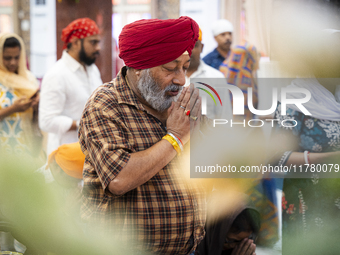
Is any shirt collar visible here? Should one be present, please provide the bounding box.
[213,48,225,59]
[61,50,84,73]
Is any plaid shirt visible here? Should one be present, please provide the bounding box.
[79,67,206,254]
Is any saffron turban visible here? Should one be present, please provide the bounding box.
[61,18,99,49]
[119,16,199,69]
[48,142,85,179]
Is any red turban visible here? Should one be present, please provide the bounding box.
[61,18,99,49]
[118,16,199,69]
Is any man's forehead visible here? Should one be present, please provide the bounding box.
[167,53,191,65]
[85,34,100,41]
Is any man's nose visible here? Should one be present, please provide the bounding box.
[95,43,101,52]
[172,69,186,86]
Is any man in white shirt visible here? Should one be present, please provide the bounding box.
[39,18,103,155]
[186,28,232,120]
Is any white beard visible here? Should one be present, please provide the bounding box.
[137,69,182,112]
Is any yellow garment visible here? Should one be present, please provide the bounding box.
[198,28,202,42]
[48,142,85,179]
[0,33,38,98]
[0,33,40,156]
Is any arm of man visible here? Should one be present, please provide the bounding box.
[108,138,177,195]
[80,86,201,196]
[39,74,76,134]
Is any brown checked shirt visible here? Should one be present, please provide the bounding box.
[79,67,206,254]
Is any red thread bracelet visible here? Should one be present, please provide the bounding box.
[173,134,183,146]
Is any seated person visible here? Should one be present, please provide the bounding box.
[47,142,85,217]
[48,142,85,185]
[196,197,260,255]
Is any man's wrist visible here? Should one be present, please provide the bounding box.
[162,134,183,155]
[167,132,184,151]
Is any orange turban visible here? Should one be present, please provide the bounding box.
[48,142,85,179]
[118,16,199,69]
[61,18,99,49]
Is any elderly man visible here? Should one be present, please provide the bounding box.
[79,17,206,255]
[39,18,103,155]
[203,19,233,70]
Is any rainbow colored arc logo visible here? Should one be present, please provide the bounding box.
[196,82,223,106]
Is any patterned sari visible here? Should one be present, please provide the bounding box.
[274,102,340,253]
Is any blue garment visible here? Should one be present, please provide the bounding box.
[274,102,340,154]
[0,83,26,154]
[273,102,340,252]
[202,48,227,70]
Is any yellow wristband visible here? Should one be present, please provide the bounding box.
[162,134,181,155]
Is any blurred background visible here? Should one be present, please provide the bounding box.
[1,0,338,85]
[1,0,340,254]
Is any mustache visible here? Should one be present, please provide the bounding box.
[164,84,182,92]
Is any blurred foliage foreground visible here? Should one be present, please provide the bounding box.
[0,154,146,255]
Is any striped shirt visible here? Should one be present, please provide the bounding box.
[79,67,206,254]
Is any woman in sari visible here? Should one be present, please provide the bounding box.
[0,33,42,156]
[270,28,340,253]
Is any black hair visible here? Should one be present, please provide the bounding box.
[229,209,261,236]
[67,38,85,50]
[3,37,21,50]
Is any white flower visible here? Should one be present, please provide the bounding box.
[329,138,340,149]
[305,119,314,129]
[318,121,340,140]
[312,143,322,152]
[278,115,295,130]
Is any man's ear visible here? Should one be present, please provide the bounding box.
[70,38,81,50]
[201,43,204,53]
[135,69,142,77]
